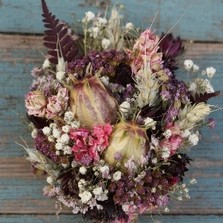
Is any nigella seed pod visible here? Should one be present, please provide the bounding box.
[69,76,118,128]
[104,120,148,167]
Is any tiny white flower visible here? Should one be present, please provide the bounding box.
[125,22,134,30]
[184,59,193,71]
[46,176,54,185]
[164,207,170,213]
[99,165,109,178]
[206,67,216,78]
[59,133,70,144]
[89,27,100,38]
[56,57,66,72]
[190,178,197,184]
[55,150,60,155]
[52,128,61,139]
[189,82,197,92]
[47,136,54,142]
[101,38,111,50]
[144,117,157,129]
[161,146,170,159]
[204,79,214,93]
[151,157,158,164]
[84,11,95,22]
[64,111,74,122]
[100,76,109,86]
[192,64,199,72]
[42,58,50,69]
[113,171,122,181]
[55,142,63,150]
[119,101,130,114]
[31,128,38,138]
[151,187,156,193]
[122,204,129,212]
[189,133,199,146]
[63,145,72,155]
[181,129,191,138]
[70,121,80,129]
[163,129,172,139]
[42,126,51,136]
[61,163,69,168]
[62,125,71,133]
[96,17,107,26]
[93,187,103,195]
[79,191,92,203]
[56,71,66,81]
[49,123,57,129]
[79,166,87,175]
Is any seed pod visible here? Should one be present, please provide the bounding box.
[69,76,118,128]
[104,120,148,167]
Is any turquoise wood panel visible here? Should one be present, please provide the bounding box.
[1,215,223,223]
[0,0,223,41]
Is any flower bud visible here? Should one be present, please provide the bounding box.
[25,90,46,117]
[70,76,118,128]
[104,121,148,167]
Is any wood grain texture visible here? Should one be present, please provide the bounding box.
[0,34,223,222]
[0,0,223,41]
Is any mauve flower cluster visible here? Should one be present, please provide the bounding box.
[23,2,219,223]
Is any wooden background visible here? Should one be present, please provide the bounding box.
[0,0,223,222]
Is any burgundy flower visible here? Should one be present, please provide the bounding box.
[159,33,184,71]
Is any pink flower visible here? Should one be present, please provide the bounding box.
[45,87,68,119]
[25,90,47,117]
[69,124,112,165]
[133,29,160,55]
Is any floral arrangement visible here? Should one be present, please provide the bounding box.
[22,0,220,222]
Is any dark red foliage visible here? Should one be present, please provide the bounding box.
[190,91,220,103]
[41,0,79,64]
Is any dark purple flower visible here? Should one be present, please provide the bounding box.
[159,33,184,71]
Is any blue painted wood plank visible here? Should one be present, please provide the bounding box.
[1,215,223,223]
[0,0,223,41]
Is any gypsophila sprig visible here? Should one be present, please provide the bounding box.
[22,1,220,222]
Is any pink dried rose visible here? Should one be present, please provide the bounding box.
[45,87,68,119]
[25,90,47,117]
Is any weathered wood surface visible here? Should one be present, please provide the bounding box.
[1,0,223,41]
[0,34,223,223]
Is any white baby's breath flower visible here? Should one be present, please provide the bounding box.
[190,178,197,184]
[57,57,66,72]
[89,26,100,38]
[56,71,66,81]
[55,142,63,151]
[31,128,38,138]
[163,129,172,139]
[79,166,87,175]
[189,133,199,146]
[59,133,70,144]
[42,126,51,136]
[93,187,103,195]
[206,67,216,78]
[99,165,109,178]
[184,59,193,71]
[101,38,111,49]
[47,136,54,142]
[125,22,134,30]
[161,146,170,159]
[42,58,50,69]
[204,79,214,93]
[46,176,54,185]
[144,117,157,129]
[70,121,80,129]
[96,17,107,27]
[64,111,74,122]
[151,157,158,164]
[113,171,122,181]
[79,191,92,203]
[189,82,197,92]
[62,125,71,133]
[119,101,130,114]
[181,129,191,138]
[52,128,61,139]
[84,11,95,22]
[192,64,199,72]
[63,145,72,155]
[49,123,57,129]
[164,207,170,213]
